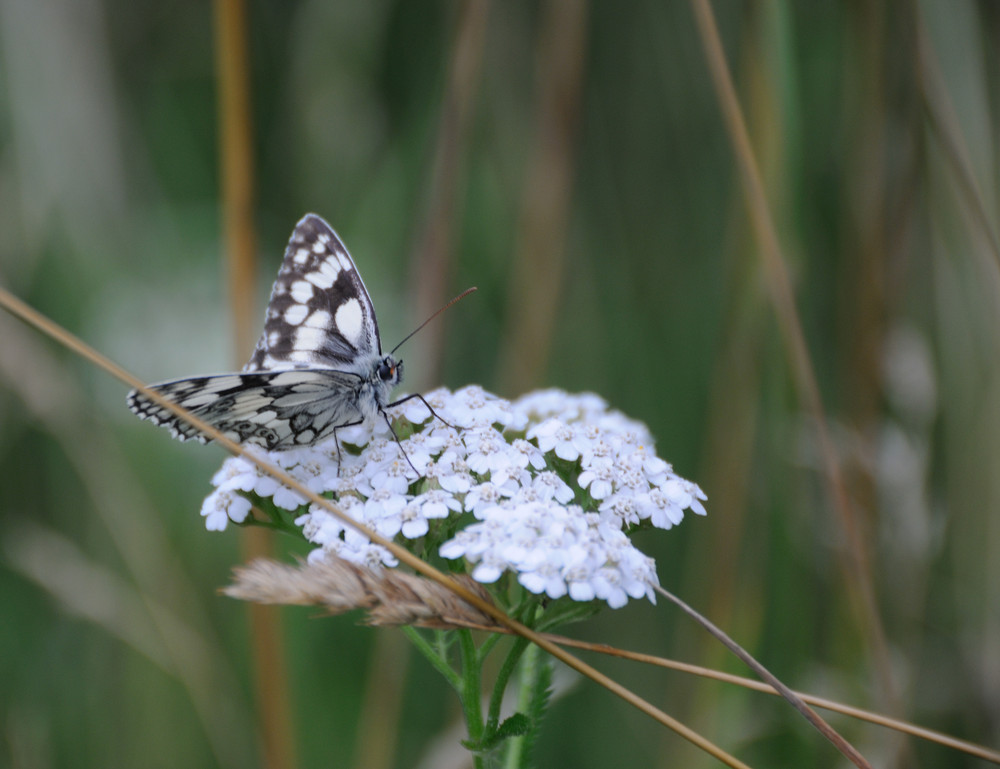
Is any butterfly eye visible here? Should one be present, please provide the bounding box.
[378,361,394,381]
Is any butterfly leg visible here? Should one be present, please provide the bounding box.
[381,410,421,477]
[386,393,455,429]
[331,419,363,472]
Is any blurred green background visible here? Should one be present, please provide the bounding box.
[1,1,998,767]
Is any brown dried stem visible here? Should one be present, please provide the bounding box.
[689,0,895,740]
[225,558,1000,765]
[0,282,749,769]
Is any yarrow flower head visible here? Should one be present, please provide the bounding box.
[203,386,707,609]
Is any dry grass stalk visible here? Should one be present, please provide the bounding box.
[224,558,503,631]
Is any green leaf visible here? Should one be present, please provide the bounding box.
[468,712,531,753]
[495,712,532,741]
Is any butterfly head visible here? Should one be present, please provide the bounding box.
[377,355,403,388]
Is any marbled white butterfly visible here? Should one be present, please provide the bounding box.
[127,213,441,454]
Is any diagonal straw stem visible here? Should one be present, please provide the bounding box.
[688,0,898,717]
[0,281,750,769]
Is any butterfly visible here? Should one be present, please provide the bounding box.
[127,213,441,456]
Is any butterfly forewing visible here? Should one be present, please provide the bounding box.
[246,214,382,373]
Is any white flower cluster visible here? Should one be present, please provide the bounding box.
[202,386,707,608]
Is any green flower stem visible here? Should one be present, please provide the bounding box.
[536,599,599,632]
[241,502,307,539]
[458,629,485,745]
[485,636,531,733]
[432,629,450,663]
[503,642,543,769]
[401,627,461,690]
[241,516,304,539]
[477,630,503,661]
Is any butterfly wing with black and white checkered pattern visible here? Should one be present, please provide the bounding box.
[245,213,383,371]
[127,214,403,450]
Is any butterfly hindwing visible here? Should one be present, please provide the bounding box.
[127,369,368,450]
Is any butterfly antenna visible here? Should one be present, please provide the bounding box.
[389,286,478,355]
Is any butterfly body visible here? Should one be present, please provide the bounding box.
[127,214,409,451]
